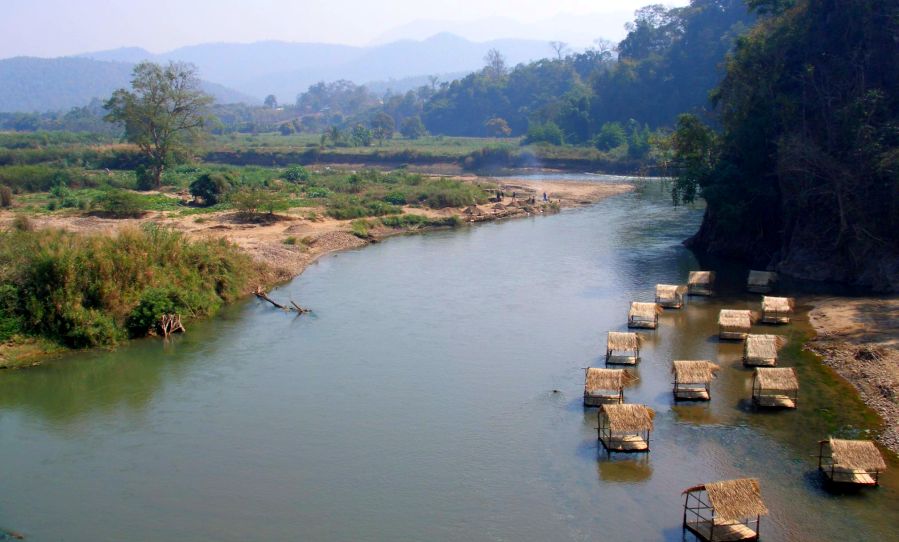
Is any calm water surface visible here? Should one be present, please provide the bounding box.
[1,177,897,541]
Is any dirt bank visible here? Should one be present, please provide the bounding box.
[806,297,899,453]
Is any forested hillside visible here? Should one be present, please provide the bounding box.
[422,0,754,139]
[674,0,899,290]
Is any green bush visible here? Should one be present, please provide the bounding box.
[0,225,254,347]
[524,122,564,145]
[189,171,236,206]
[125,288,179,337]
[0,185,11,207]
[284,165,310,183]
[594,122,627,151]
[384,191,407,205]
[92,189,144,218]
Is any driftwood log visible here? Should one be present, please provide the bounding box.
[253,286,310,313]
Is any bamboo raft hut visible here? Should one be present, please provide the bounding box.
[742,334,785,367]
[719,309,753,340]
[597,403,654,453]
[655,284,687,309]
[628,302,662,329]
[682,478,768,542]
[688,271,715,296]
[583,368,629,406]
[751,368,798,409]
[606,331,641,365]
[817,438,886,487]
[760,296,793,324]
[747,271,777,293]
[672,360,718,401]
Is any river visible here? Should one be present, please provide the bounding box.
[1,177,896,541]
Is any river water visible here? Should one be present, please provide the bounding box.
[1,177,896,541]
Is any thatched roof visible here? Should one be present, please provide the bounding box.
[719,309,753,330]
[684,479,768,521]
[754,367,798,391]
[748,270,778,286]
[745,334,785,359]
[629,302,662,319]
[585,368,625,392]
[656,284,687,299]
[688,271,714,285]
[672,360,719,383]
[830,438,887,471]
[607,331,641,351]
[762,296,794,313]
[600,403,654,432]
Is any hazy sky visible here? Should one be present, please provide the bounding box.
[2,0,689,58]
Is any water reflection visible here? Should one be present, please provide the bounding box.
[597,455,653,483]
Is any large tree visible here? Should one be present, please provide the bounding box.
[104,62,213,189]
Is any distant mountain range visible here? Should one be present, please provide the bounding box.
[77,34,557,104]
[0,34,557,113]
[0,57,255,113]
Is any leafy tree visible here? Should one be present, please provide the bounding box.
[670,113,716,204]
[189,172,235,206]
[485,117,512,137]
[278,122,295,135]
[370,112,395,145]
[351,124,372,147]
[594,122,627,150]
[284,165,310,183]
[264,94,278,109]
[524,122,563,145]
[484,49,507,80]
[104,62,213,189]
[400,116,427,139]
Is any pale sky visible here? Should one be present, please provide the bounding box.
[1,0,689,58]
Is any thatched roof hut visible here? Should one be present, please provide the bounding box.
[752,367,799,408]
[719,309,753,340]
[584,368,628,406]
[606,331,641,365]
[761,296,794,324]
[682,478,768,542]
[672,360,718,401]
[628,302,662,329]
[687,271,715,296]
[598,403,654,453]
[818,438,886,486]
[655,284,688,309]
[747,270,778,293]
[743,334,785,367]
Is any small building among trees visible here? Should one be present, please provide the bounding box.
[597,403,654,453]
[751,368,799,409]
[818,438,886,487]
[655,284,687,309]
[628,302,662,329]
[688,271,715,296]
[682,478,768,542]
[606,331,641,365]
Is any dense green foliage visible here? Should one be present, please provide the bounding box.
[674,0,899,289]
[0,225,254,347]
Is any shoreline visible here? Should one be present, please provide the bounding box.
[0,177,633,368]
[806,297,899,454]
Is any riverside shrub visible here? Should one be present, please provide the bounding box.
[0,224,255,347]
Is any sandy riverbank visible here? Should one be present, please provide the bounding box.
[1,178,633,284]
[806,297,899,453]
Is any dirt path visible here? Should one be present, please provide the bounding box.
[806,297,899,453]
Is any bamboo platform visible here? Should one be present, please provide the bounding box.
[685,520,758,542]
[606,354,638,365]
[628,319,657,329]
[760,314,790,324]
[822,468,878,486]
[675,386,710,401]
[720,330,749,340]
[599,434,649,452]
[752,394,795,409]
[584,392,622,407]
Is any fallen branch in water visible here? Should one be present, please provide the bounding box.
[253,286,310,313]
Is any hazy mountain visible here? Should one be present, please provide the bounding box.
[79,34,556,103]
[0,57,256,112]
[371,13,634,48]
